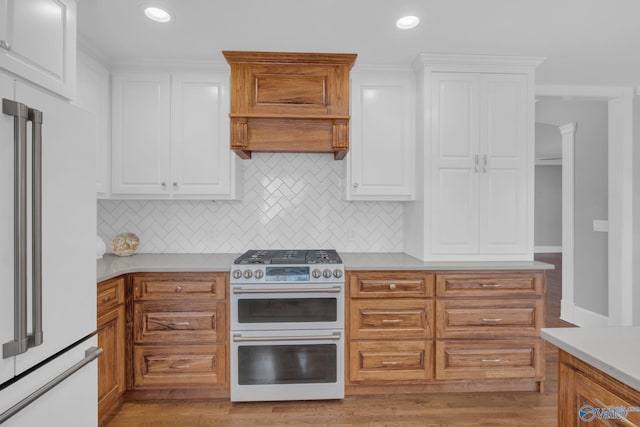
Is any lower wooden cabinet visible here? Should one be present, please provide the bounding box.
[434,340,543,381]
[133,345,226,388]
[346,270,546,394]
[97,277,126,425]
[131,272,228,395]
[350,341,433,382]
[558,350,640,426]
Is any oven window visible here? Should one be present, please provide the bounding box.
[237,298,337,323]
[238,344,337,385]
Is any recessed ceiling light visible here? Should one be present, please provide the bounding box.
[144,7,172,23]
[396,15,420,30]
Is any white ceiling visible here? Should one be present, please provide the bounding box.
[78,0,640,87]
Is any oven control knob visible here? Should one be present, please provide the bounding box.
[333,269,343,279]
[323,269,332,278]
[254,269,264,279]
[312,269,322,279]
[232,269,242,279]
[243,269,253,279]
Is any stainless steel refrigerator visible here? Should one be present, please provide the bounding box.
[0,71,100,426]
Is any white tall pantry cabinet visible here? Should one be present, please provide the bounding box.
[405,54,543,261]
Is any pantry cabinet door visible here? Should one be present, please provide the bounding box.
[478,74,528,254]
[111,72,171,195]
[347,70,414,200]
[170,72,238,198]
[430,73,480,254]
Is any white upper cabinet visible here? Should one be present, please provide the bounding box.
[170,73,237,197]
[75,51,110,197]
[112,72,171,195]
[111,71,240,199]
[406,54,543,261]
[346,68,415,200]
[0,0,76,99]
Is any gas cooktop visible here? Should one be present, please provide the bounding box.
[234,249,342,265]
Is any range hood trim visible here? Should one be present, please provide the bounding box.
[223,51,357,160]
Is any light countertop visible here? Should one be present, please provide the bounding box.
[541,327,640,391]
[97,252,553,282]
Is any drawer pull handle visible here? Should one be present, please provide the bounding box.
[169,322,191,327]
[170,364,191,369]
[381,319,402,324]
[482,318,503,323]
[481,358,502,363]
[175,286,183,292]
[389,283,397,290]
[480,283,502,288]
[381,361,403,366]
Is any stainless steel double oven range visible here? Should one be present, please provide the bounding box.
[230,250,344,402]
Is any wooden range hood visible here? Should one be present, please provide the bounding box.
[223,51,357,160]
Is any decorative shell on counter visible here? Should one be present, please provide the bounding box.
[111,232,140,257]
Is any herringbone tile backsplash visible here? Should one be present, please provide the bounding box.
[98,153,403,253]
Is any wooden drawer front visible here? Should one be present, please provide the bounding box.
[435,340,543,381]
[133,345,225,389]
[573,371,640,426]
[134,301,225,344]
[436,272,544,297]
[350,341,433,382]
[436,299,544,339]
[97,276,125,315]
[349,271,434,298]
[133,273,226,301]
[350,299,434,340]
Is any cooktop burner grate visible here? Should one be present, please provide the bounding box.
[234,249,342,265]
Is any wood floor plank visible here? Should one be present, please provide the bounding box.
[105,254,565,427]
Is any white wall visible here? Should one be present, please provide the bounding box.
[536,99,609,317]
[98,153,403,253]
[534,165,562,249]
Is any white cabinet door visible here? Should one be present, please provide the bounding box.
[479,74,528,254]
[0,0,76,99]
[430,72,528,256]
[431,73,480,253]
[170,72,238,198]
[111,73,171,195]
[346,70,414,200]
[75,52,110,197]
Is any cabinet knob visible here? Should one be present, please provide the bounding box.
[175,285,183,292]
[389,283,397,290]
[0,40,9,51]
[173,182,178,188]
[161,182,167,189]
[103,296,111,303]
[353,182,359,189]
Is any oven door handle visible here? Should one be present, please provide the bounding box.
[232,287,341,294]
[233,332,342,342]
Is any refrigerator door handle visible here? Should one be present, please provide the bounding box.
[0,346,103,424]
[2,99,29,359]
[28,107,43,348]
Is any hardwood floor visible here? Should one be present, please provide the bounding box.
[105,255,568,427]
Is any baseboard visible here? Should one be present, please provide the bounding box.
[534,245,562,253]
[560,300,608,327]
